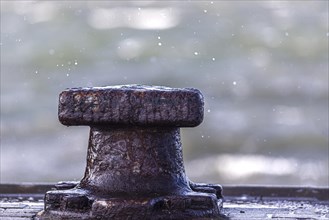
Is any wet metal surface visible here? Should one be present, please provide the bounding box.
[58,85,204,127]
[38,85,223,219]
[1,184,328,220]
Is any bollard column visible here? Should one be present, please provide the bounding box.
[38,85,223,219]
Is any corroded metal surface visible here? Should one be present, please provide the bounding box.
[58,85,204,127]
[80,127,188,195]
[1,184,328,220]
[37,85,223,219]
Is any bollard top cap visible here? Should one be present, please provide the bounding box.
[58,85,204,127]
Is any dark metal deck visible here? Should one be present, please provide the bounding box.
[0,184,328,219]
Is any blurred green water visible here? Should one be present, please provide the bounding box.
[1,1,328,186]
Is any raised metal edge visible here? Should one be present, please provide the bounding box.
[1,183,328,201]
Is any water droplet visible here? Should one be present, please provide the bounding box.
[35,70,38,74]
[194,52,198,55]
[157,36,161,40]
[66,73,69,77]
[74,61,78,65]
[201,135,204,138]
[210,1,214,4]
[233,81,237,85]
[231,33,235,37]
[49,49,55,55]
[61,64,64,67]
[158,42,162,46]
[285,32,289,36]
[204,9,208,13]
[207,109,211,113]
[212,57,216,61]
[67,61,72,65]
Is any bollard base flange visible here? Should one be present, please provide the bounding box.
[37,182,223,220]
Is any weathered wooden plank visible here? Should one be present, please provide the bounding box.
[222,197,329,219]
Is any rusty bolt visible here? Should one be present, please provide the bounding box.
[38,85,223,220]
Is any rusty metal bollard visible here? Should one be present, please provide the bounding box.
[38,85,223,219]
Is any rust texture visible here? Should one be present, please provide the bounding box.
[2,184,328,220]
[37,85,223,219]
[58,85,204,127]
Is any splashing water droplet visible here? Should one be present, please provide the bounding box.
[212,57,216,61]
[49,49,55,55]
[194,52,198,55]
[158,42,162,46]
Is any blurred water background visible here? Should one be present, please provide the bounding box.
[1,1,328,186]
